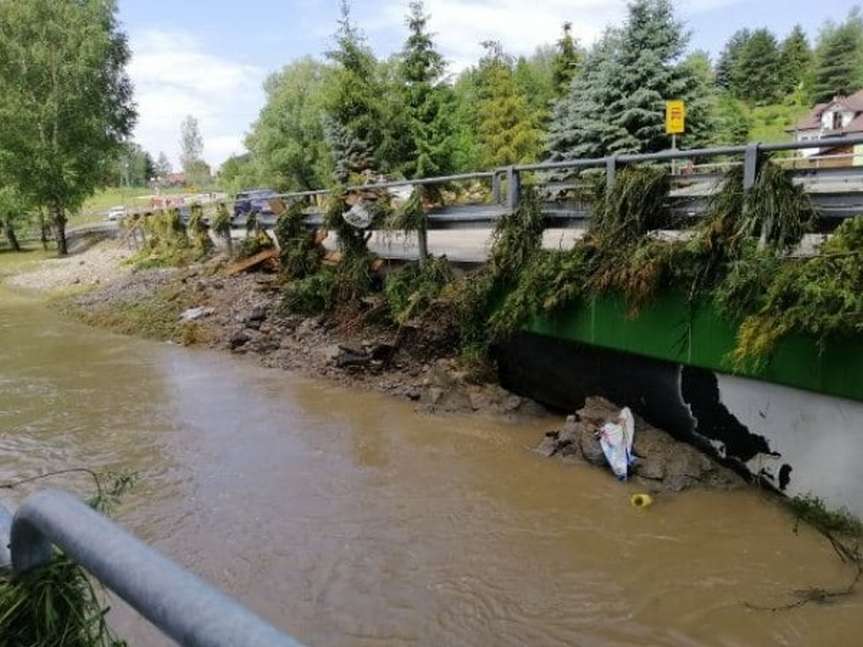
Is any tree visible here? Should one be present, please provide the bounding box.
[397,0,456,179]
[812,9,863,102]
[474,41,541,167]
[714,92,752,145]
[513,46,557,125]
[219,153,260,193]
[715,29,751,91]
[323,0,385,184]
[109,142,155,187]
[0,0,135,255]
[547,0,713,162]
[546,32,626,162]
[155,152,172,179]
[552,22,583,97]
[779,25,813,96]
[180,115,205,179]
[451,68,484,171]
[246,57,332,190]
[679,50,719,148]
[0,185,28,252]
[734,29,783,104]
[607,0,707,153]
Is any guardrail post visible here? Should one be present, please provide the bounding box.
[506,166,520,211]
[491,171,502,204]
[606,155,617,189]
[743,144,761,191]
[417,209,429,268]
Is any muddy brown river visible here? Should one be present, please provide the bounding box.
[1,287,862,646]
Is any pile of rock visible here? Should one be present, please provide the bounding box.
[537,397,744,493]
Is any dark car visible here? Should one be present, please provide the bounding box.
[232,189,278,224]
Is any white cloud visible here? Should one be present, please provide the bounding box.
[128,29,266,170]
[374,0,743,71]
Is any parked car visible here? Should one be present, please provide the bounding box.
[106,206,126,221]
[232,189,278,223]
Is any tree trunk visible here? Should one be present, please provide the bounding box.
[51,205,68,256]
[2,218,21,252]
[39,210,49,251]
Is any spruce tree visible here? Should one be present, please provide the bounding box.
[474,42,541,167]
[399,0,455,179]
[679,51,718,148]
[734,29,783,105]
[715,29,751,91]
[779,25,813,96]
[607,0,703,153]
[324,0,384,184]
[547,1,713,162]
[546,32,626,163]
[812,10,863,102]
[552,22,583,98]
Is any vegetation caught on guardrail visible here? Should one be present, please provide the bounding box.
[0,471,135,647]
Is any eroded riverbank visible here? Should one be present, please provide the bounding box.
[39,244,745,494]
[2,282,863,645]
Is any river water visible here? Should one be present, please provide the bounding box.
[1,287,861,646]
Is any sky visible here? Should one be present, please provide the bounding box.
[118,0,859,170]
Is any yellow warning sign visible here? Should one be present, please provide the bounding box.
[665,100,685,135]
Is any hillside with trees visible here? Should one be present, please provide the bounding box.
[225,1,863,193]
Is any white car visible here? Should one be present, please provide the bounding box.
[106,206,126,221]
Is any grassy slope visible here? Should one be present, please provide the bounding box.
[747,102,811,144]
[71,186,188,227]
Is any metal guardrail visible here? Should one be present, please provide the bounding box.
[99,135,863,244]
[0,489,302,647]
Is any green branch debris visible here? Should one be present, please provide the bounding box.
[0,471,135,646]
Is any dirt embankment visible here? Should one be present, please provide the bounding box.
[9,242,748,495]
[67,256,550,421]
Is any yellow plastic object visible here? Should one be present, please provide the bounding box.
[630,493,653,509]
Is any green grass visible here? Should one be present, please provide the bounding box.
[747,102,811,144]
[71,186,189,227]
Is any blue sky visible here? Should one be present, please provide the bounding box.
[117,0,859,169]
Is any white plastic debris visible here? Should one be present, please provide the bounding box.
[179,306,214,322]
[599,407,635,480]
[343,202,373,229]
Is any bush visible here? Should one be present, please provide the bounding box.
[384,256,454,324]
[274,200,321,279]
[281,268,338,315]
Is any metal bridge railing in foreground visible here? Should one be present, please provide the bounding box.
[0,489,303,647]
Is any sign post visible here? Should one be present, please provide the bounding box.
[665,100,685,175]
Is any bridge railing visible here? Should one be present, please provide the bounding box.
[270,133,863,219]
[0,489,303,647]
[101,134,863,252]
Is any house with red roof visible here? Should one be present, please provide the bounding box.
[788,90,863,163]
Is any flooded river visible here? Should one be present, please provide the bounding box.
[1,287,861,646]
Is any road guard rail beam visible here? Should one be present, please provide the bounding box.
[255,134,863,232]
[0,489,302,647]
[87,135,863,240]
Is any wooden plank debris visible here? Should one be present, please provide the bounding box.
[225,248,278,276]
